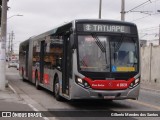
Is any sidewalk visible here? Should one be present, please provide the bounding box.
[0,86,44,120]
[140,82,160,93]
[0,86,34,111]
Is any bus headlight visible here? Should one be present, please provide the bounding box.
[129,78,140,89]
[135,78,140,84]
[77,78,83,84]
[75,77,91,89]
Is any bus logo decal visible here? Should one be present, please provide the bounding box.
[108,82,112,87]
[112,66,117,72]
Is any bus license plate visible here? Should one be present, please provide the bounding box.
[104,96,115,99]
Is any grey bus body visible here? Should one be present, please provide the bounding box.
[19,19,140,100]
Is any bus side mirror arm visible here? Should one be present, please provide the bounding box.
[70,34,75,49]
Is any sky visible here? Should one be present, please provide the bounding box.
[7,0,160,53]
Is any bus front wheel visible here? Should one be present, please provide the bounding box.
[54,78,62,101]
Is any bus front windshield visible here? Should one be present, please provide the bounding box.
[78,35,138,72]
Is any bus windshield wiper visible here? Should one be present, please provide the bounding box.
[91,34,108,66]
[91,34,106,53]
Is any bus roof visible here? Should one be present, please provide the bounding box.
[74,19,136,26]
[22,19,137,42]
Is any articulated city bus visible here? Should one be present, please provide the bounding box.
[19,19,140,101]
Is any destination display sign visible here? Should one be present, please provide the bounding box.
[83,24,130,33]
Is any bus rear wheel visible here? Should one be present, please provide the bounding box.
[54,78,62,101]
[22,69,25,82]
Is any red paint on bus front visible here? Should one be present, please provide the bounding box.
[83,77,135,90]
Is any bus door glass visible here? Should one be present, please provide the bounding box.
[25,45,29,77]
[40,41,45,83]
[43,41,51,85]
[62,35,72,95]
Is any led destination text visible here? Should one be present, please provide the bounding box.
[83,24,130,33]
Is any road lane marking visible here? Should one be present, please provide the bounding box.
[127,99,160,110]
[28,104,49,120]
[9,84,50,120]
[8,84,17,94]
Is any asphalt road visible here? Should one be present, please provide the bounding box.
[6,67,160,120]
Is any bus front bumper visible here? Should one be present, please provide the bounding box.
[70,84,140,100]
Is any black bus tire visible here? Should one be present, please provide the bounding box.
[54,77,62,101]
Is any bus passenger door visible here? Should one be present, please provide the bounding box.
[62,35,72,95]
[40,41,45,83]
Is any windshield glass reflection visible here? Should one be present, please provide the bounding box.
[78,35,110,72]
[78,35,138,72]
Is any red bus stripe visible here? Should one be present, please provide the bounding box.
[83,77,135,90]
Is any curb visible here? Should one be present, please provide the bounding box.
[140,87,160,93]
